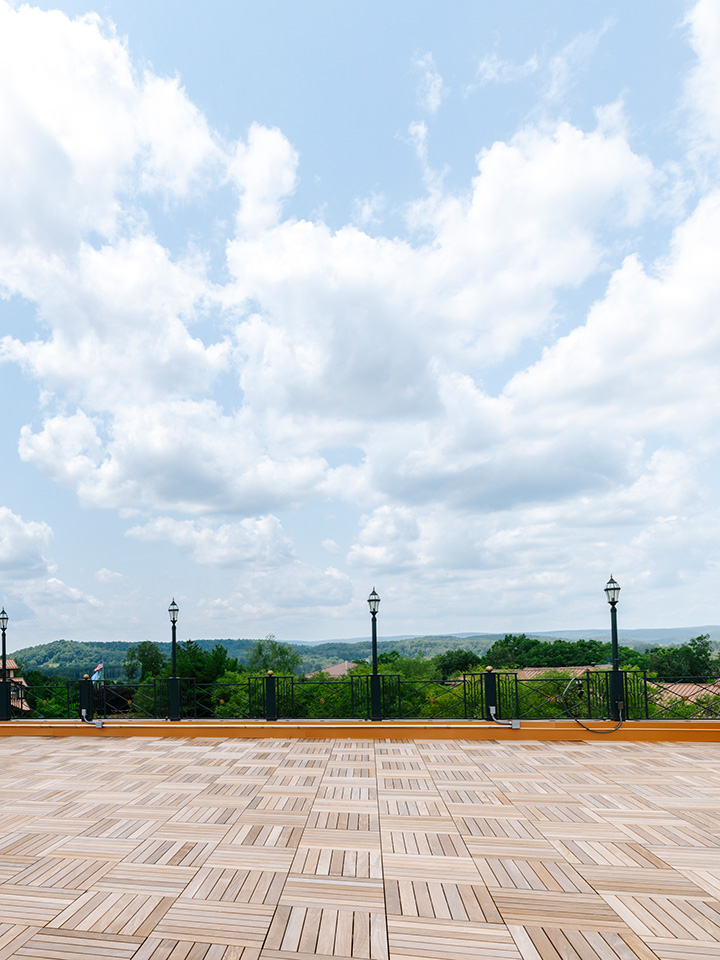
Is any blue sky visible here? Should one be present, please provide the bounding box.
[1,0,719,651]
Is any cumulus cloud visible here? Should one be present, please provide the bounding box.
[0,506,100,633]
[0,2,222,264]
[0,0,657,522]
[228,123,299,235]
[0,507,53,578]
[126,514,294,567]
[684,0,720,175]
[197,562,354,625]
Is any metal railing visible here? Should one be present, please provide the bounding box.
[3,670,720,722]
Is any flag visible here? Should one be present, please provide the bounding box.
[91,661,103,682]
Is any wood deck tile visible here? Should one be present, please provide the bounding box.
[382,853,481,882]
[208,845,296,871]
[386,917,521,960]
[181,868,285,905]
[263,906,387,959]
[281,877,385,912]
[491,890,631,931]
[9,927,144,960]
[134,937,259,959]
[577,864,709,896]
[509,925,656,960]
[0,889,77,925]
[0,925,37,960]
[153,900,274,947]
[93,863,198,895]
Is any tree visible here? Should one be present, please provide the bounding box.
[433,649,482,679]
[246,635,302,675]
[644,635,715,678]
[176,640,240,682]
[123,641,168,681]
[377,650,402,665]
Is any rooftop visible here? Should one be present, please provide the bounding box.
[1,733,720,959]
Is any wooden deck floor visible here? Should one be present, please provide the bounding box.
[2,738,720,960]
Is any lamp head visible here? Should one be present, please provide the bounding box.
[367,588,380,615]
[168,599,179,624]
[604,576,620,605]
[0,608,7,631]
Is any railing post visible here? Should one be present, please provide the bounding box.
[370,673,382,721]
[610,668,623,722]
[265,672,277,721]
[79,675,94,721]
[168,677,181,721]
[483,667,497,720]
[0,679,11,721]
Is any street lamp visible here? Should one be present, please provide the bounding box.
[368,588,381,721]
[168,599,179,678]
[0,608,7,681]
[0,608,9,721]
[604,576,623,721]
[168,599,180,721]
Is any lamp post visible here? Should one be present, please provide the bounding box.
[168,599,180,721]
[604,576,623,721]
[368,588,382,721]
[0,609,9,721]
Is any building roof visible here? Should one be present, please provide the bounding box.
[306,660,358,678]
[514,665,604,679]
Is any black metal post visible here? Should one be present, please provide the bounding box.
[609,600,623,721]
[483,667,497,720]
[265,672,277,721]
[370,609,382,721]
[79,674,94,721]
[0,611,10,722]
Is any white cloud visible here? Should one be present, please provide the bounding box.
[228,123,299,235]
[684,0,720,175]
[0,506,101,635]
[545,21,615,103]
[475,52,539,85]
[347,506,421,571]
[0,1,223,266]
[95,567,124,583]
[8,109,655,519]
[413,52,447,114]
[197,562,354,625]
[352,192,386,227]
[126,515,294,567]
[0,507,53,579]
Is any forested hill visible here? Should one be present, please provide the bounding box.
[12,638,255,678]
[12,630,715,678]
[12,634,503,677]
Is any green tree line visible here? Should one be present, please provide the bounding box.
[13,632,718,686]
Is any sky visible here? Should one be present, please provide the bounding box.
[1,0,720,651]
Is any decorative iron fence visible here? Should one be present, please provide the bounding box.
[4,670,720,722]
